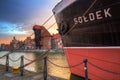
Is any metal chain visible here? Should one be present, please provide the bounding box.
[47,58,83,68]
[24,57,33,62]
[20,50,49,68]
[88,61,120,75]
[9,57,21,62]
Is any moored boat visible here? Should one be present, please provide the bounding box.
[53,0,120,80]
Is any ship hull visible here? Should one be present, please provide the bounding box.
[53,0,120,80]
[64,47,120,80]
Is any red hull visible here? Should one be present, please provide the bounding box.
[64,47,120,80]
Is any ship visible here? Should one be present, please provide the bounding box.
[52,0,120,80]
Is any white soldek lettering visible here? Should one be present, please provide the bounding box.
[96,10,103,19]
[89,13,95,21]
[74,18,78,24]
[78,17,83,23]
[83,16,88,22]
[73,8,112,24]
[104,8,112,18]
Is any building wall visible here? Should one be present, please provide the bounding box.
[33,25,52,49]
[24,37,35,50]
[52,34,62,49]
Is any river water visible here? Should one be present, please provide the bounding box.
[0,51,70,79]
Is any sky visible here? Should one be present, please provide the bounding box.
[0,0,61,44]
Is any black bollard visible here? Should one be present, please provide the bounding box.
[20,56,24,76]
[83,59,88,80]
[44,57,47,80]
[6,55,9,72]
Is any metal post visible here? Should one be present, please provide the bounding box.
[83,59,88,80]
[6,55,9,72]
[20,55,24,76]
[44,57,47,80]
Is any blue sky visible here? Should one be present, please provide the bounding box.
[0,0,61,44]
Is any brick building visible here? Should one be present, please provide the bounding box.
[24,37,35,50]
[33,25,52,49]
[51,34,62,49]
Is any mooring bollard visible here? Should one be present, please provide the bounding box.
[44,57,47,80]
[20,55,24,76]
[6,55,9,72]
[13,66,19,74]
[83,59,88,80]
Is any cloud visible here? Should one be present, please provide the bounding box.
[0,0,61,44]
[0,22,28,35]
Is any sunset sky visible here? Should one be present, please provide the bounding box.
[0,0,61,44]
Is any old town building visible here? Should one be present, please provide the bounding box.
[51,34,62,49]
[33,25,52,49]
[24,37,35,50]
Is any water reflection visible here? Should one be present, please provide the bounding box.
[47,53,70,79]
[0,51,70,79]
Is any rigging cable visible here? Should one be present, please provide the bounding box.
[21,22,56,68]
[62,0,98,36]
[29,15,54,37]
[0,15,54,59]
[59,0,98,69]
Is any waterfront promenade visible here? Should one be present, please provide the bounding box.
[0,64,67,80]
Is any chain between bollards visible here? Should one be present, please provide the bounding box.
[83,59,88,80]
